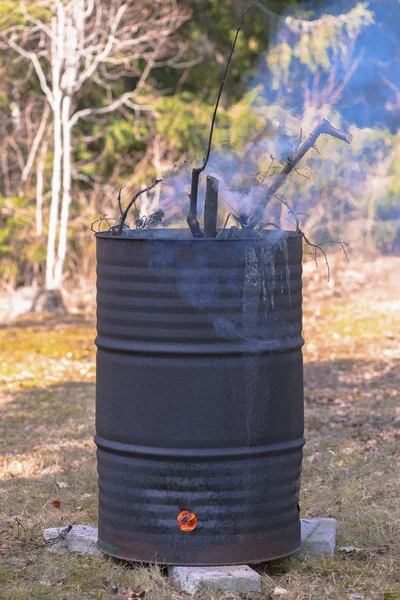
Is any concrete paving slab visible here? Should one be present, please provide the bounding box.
[168,564,262,596]
[300,518,337,557]
[43,527,69,553]
[67,525,100,555]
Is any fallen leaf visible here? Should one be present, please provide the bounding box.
[274,587,289,597]
[0,542,10,553]
[52,500,61,509]
[349,594,364,600]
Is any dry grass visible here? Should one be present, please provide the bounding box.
[0,254,399,600]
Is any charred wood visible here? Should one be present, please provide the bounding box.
[204,176,219,238]
[187,1,258,238]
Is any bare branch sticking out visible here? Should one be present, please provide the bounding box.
[115,159,187,235]
[259,154,276,184]
[116,180,162,235]
[91,214,116,233]
[263,191,349,280]
[249,118,352,228]
[301,233,350,281]
[117,183,126,216]
[187,1,259,239]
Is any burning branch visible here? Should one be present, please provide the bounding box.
[249,118,352,229]
[187,1,258,238]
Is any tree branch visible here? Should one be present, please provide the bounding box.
[7,37,54,108]
[69,92,153,128]
[187,0,259,239]
[116,178,163,235]
[22,101,50,183]
[75,3,128,90]
[249,118,352,228]
[20,1,55,41]
[301,232,349,282]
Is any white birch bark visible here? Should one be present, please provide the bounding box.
[53,95,72,288]
[53,4,78,288]
[45,8,65,289]
[46,96,62,289]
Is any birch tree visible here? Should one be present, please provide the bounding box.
[3,0,190,290]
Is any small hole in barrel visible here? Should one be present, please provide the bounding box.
[177,510,197,532]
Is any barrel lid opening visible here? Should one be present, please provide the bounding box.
[95,228,302,242]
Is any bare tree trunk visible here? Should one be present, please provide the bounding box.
[46,95,62,289]
[54,95,72,288]
[45,9,65,289]
[36,139,48,237]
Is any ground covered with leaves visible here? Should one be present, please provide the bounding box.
[0,255,399,600]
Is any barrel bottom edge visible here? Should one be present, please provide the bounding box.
[97,539,302,566]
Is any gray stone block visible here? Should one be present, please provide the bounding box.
[44,525,100,556]
[43,527,69,553]
[300,518,337,556]
[67,525,100,555]
[168,565,261,596]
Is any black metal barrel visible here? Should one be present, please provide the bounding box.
[95,229,304,565]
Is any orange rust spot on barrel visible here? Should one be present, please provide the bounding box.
[177,510,197,532]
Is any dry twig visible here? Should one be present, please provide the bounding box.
[91,214,116,233]
[116,179,163,235]
[249,118,352,228]
[301,233,349,281]
[187,1,259,238]
[117,183,126,216]
[115,160,187,235]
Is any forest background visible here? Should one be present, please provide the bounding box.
[0,0,399,308]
